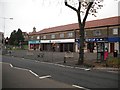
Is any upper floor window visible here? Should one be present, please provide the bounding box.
[31,36,33,39]
[113,28,118,35]
[68,32,73,38]
[37,36,40,39]
[43,35,46,39]
[60,33,64,38]
[51,34,55,39]
[85,31,87,37]
[93,30,101,36]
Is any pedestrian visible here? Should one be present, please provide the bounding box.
[52,42,56,52]
[104,48,108,67]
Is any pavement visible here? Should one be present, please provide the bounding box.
[3,50,120,71]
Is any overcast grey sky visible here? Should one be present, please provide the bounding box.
[0,0,119,37]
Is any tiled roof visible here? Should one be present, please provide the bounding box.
[85,16,120,28]
[29,16,120,35]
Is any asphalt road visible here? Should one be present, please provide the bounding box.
[2,62,74,88]
[2,55,119,89]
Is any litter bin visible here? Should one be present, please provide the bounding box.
[113,50,118,57]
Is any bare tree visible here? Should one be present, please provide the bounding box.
[64,0,103,65]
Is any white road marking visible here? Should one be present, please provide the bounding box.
[29,70,39,77]
[65,65,74,68]
[75,67,86,70]
[39,75,51,79]
[7,63,41,78]
[56,64,66,67]
[72,85,90,90]
[40,61,89,70]
[35,61,39,63]
[84,68,91,71]
[13,67,29,71]
[10,64,13,67]
[107,71,118,73]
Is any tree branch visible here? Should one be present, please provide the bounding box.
[83,2,93,26]
[65,0,78,12]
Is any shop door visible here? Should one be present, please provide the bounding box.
[110,43,114,53]
[69,43,73,52]
[60,44,63,52]
[64,44,68,52]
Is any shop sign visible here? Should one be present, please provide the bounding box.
[41,39,75,43]
[29,40,40,44]
[108,37,120,42]
[85,38,108,42]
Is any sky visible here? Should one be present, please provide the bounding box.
[0,0,119,38]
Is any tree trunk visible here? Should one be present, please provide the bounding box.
[77,13,85,65]
[78,25,85,65]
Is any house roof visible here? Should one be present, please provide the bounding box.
[29,16,120,35]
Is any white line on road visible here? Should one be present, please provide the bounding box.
[55,64,66,67]
[29,70,39,77]
[84,68,91,71]
[8,63,39,77]
[72,85,90,90]
[13,66,29,71]
[107,71,118,73]
[10,64,13,67]
[35,61,39,63]
[39,75,51,79]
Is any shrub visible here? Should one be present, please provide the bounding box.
[107,57,120,68]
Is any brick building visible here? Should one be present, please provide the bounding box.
[28,16,120,54]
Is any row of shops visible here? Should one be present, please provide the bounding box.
[28,37,120,54]
[28,16,120,60]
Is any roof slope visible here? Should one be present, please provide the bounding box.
[29,16,120,35]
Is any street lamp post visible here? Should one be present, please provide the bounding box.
[0,17,13,49]
[3,17,13,38]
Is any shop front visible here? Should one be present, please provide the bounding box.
[40,39,75,52]
[85,38,108,53]
[108,37,120,53]
[86,38,108,61]
[28,40,40,50]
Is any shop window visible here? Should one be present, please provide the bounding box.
[113,28,118,35]
[51,34,55,39]
[93,30,101,36]
[68,32,73,38]
[60,33,64,38]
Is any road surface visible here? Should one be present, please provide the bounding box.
[2,55,119,89]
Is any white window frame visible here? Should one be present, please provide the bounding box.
[43,35,46,39]
[60,33,64,38]
[31,36,33,39]
[93,30,101,36]
[51,34,55,39]
[37,36,40,39]
[85,31,87,37]
[113,28,118,35]
[68,32,73,38]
